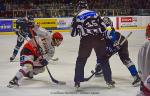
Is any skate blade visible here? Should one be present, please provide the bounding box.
[107,84,115,89]
[7,84,19,88]
[58,81,66,85]
[75,86,80,91]
[133,82,140,87]
[74,83,80,91]
[51,58,59,61]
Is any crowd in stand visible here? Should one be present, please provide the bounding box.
[0,0,150,18]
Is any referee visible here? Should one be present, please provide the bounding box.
[71,0,115,88]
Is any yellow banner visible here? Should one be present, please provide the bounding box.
[12,19,16,28]
[12,18,57,28]
[34,18,57,28]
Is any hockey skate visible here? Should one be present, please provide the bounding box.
[106,80,115,88]
[10,56,15,62]
[7,77,19,88]
[132,74,141,87]
[74,82,80,90]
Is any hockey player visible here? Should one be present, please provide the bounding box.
[71,0,115,89]
[7,31,63,88]
[95,17,141,86]
[10,15,35,62]
[137,23,150,96]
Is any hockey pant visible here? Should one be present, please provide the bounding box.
[15,64,45,81]
[96,38,138,77]
[74,34,112,83]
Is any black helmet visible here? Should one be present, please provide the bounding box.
[26,15,34,26]
[27,15,34,22]
[102,17,113,26]
[77,0,88,10]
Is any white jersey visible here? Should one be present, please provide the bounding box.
[138,39,150,95]
[35,36,54,61]
[33,24,51,37]
[33,25,54,61]
[138,40,150,82]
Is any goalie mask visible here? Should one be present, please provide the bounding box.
[52,32,63,46]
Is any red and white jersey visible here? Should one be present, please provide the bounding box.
[21,27,54,67]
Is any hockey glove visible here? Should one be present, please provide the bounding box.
[40,59,48,66]
[95,63,102,73]
[71,17,77,27]
[106,46,119,56]
[113,41,121,50]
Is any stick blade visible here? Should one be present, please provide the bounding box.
[57,81,66,85]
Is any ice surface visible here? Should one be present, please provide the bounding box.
[0,30,145,96]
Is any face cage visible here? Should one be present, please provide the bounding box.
[53,39,63,46]
[103,18,112,26]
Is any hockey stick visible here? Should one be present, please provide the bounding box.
[120,32,132,45]
[84,32,133,81]
[84,70,95,81]
[28,28,66,85]
[45,66,66,85]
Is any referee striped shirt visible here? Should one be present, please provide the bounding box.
[71,9,108,38]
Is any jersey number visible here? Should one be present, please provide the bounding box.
[83,18,99,29]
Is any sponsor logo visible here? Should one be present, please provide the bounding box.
[0,20,13,32]
[121,17,133,22]
[58,20,66,25]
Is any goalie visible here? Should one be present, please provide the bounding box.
[95,17,141,86]
[7,29,63,88]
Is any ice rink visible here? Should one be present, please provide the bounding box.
[0,30,146,96]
